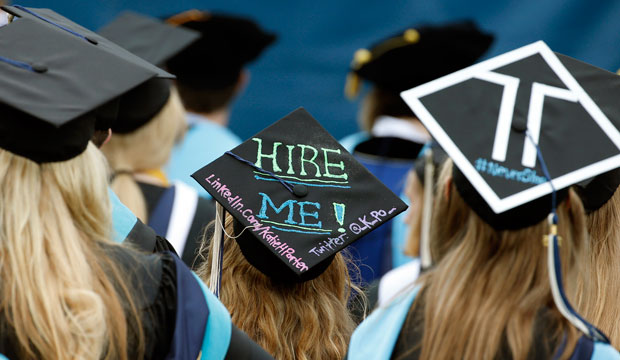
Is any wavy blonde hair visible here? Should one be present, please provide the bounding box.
[403,170,423,257]
[396,160,586,360]
[196,214,358,360]
[0,143,144,359]
[102,87,186,222]
[574,187,620,348]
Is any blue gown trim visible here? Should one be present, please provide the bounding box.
[109,188,137,243]
[348,285,420,360]
[166,254,209,360]
[192,272,232,360]
[148,186,175,238]
[592,342,620,359]
[339,131,370,154]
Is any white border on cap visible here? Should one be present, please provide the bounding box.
[401,41,620,214]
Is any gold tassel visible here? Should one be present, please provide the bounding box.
[345,49,372,99]
[345,72,362,99]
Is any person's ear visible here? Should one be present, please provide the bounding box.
[235,69,250,94]
[102,128,112,146]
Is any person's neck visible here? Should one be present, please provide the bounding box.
[193,108,230,127]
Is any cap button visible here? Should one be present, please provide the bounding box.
[512,120,527,133]
[31,63,48,73]
[293,184,308,198]
[85,36,99,45]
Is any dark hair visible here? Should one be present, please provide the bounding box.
[175,78,239,114]
[360,87,416,131]
[91,129,110,148]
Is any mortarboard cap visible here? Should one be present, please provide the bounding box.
[97,12,200,134]
[2,5,173,80]
[2,5,176,136]
[345,20,494,98]
[166,10,276,89]
[574,169,620,213]
[401,41,620,230]
[0,14,169,162]
[98,11,201,67]
[556,55,620,214]
[192,108,407,282]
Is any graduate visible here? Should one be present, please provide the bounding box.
[191,108,409,359]
[0,6,272,359]
[165,10,276,197]
[99,11,215,266]
[341,21,494,283]
[374,143,448,308]
[348,41,620,359]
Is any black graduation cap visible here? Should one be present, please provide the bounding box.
[345,20,494,98]
[574,169,620,213]
[2,5,173,79]
[0,14,168,162]
[97,12,200,134]
[98,11,201,67]
[2,5,177,135]
[401,40,620,229]
[166,10,276,89]
[192,108,407,282]
[556,55,620,214]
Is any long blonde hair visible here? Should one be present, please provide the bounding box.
[196,214,358,360]
[574,187,620,348]
[397,160,586,360]
[102,87,186,222]
[0,143,144,359]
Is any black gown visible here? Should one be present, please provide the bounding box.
[139,182,215,269]
[0,247,273,359]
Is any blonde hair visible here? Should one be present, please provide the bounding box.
[196,214,358,360]
[0,143,144,359]
[102,87,186,222]
[396,160,586,360]
[403,169,424,257]
[574,187,620,348]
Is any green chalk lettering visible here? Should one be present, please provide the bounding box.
[298,144,321,177]
[286,144,296,174]
[322,148,348,180]
[253,137,282,172]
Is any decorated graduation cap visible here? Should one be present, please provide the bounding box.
[192,108,407,283]
[345,20,494,98]
[97,12,201,134]
[0,12,170,163]
[166,10,276,89]
[2,5,176,135]
[557,55,620,214]
[401,40,620,342]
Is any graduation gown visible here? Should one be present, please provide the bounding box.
[110,188,177,254]
[344,116,427,284]
[0,249,272,359]
[347,286,620,360]
[139,181,215,268]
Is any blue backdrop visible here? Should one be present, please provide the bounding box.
[11,0,620,140]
